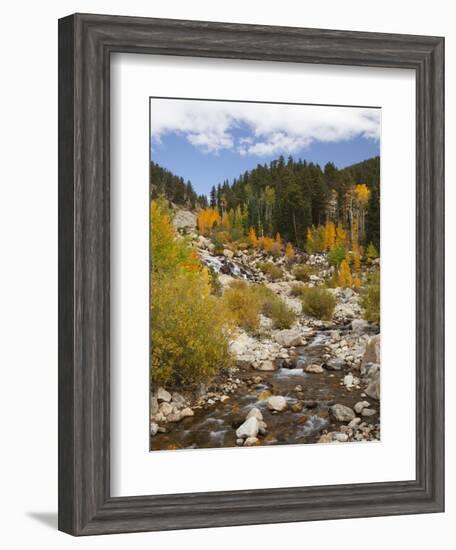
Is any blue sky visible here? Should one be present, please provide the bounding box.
[150,99,381,197]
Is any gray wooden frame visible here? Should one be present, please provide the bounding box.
[58,13,445,536]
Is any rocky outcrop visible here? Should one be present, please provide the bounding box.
[172,208,197,230]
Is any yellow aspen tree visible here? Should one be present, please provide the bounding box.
[324,222,336,250]
[285,242,295,259]
[336,223,347,248]
[353,276,361,289]
[197,208,221,235]
[338,259,352,288]
[275,232,282,245]
[248,227,258,247]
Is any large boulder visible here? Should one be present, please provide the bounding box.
[365,369,380,400]
[246,407,263,421]
[172,208,197,230]
[324,358,345,371]
[330,404,356,422]
[267,395,288,412]
[361,334,380,367]
[156,387,172,403]
[236,416,260,439]
[254,360,277,371]
[274,329,304,348]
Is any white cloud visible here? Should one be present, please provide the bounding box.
[150,99,380,157]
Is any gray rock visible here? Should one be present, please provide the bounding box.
[267,395,288,412]
[334,432,349,442]
[236,416,260,439]
[305,363,324,374]
[171,392,187,407]
[167,412,182,422]
[361,334,380,367]
[159,402,173,417]
[254,359,276,371]
[180,407,194,418]
[172,208,197,230]
[365,370,380,400]
[244,437,259,446]
[246,407,263,421]
[156,387,172,403]
[150,397,159,415]
[274,329,304,348]
[331,404,356,422]
[348,417,362,428]
[361,408,377,417]
[324,358,345,371]
[223,249,234,259]
[150,422,159,436]
[354,400,370,414]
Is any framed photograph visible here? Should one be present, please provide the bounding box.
[58,13,444,535]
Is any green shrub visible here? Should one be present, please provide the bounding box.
[252,284,296,329]
[293,264,316,282]
[300,287,336,320]
[221,280,262,332]
[289,283,307,298]
[151,199,233,386]
[151,272,233,386]
[360,270,380,323]
[264,298,296,329]
[257,261,283,281]
[322,272,339,289]
[327,246,347,267]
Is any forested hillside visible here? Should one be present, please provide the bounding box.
[150,161,208,209]
[208,156,380,250]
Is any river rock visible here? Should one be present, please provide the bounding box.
[223,249,234,259]
[361,408,377,417]
[365,367,380,400]
[159,402,173,416]
[244,437,259,446]
[150,422,159,436]
[267,395,288,412]
[150,397,159,415]
[305,363,324,374]
[330,404,356,422]
[236,416,260,439]
[274,329,303,347]
[348,417,362,428]
[361,334,381,367]
[354,400,370,414]
[246,407,263,421]
[324,358,345,371]
[180,407,194,419]
[254,359,276,371]
[171,392,187,407]
[156,387,172,403]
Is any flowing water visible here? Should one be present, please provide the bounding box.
[151,332,379,451]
